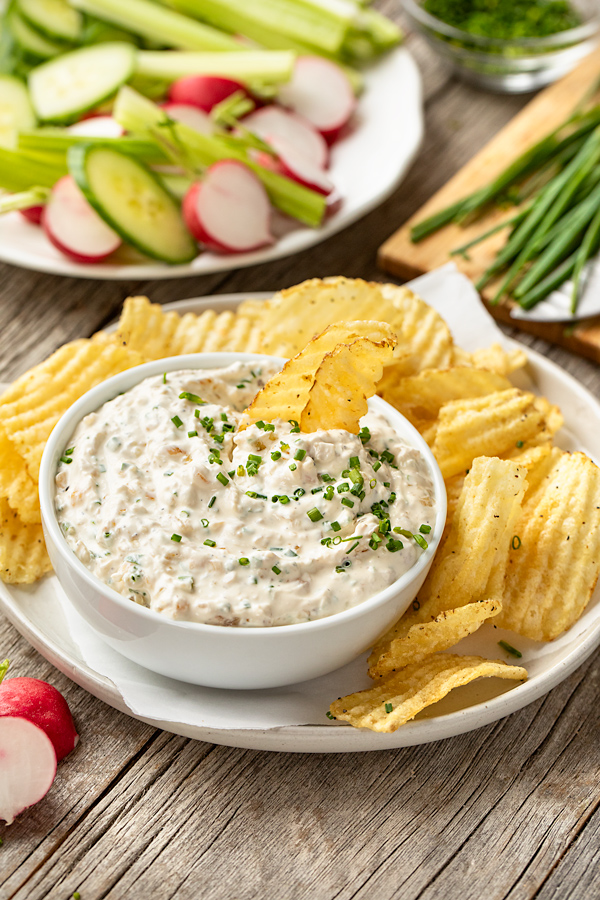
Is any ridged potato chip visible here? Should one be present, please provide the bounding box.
[0,497,51,584]
[330,654,527,732]
[431,389,549,480]
[0,339,144,480]
[381,367,512,428]
[454,343,528,375]
[370,457,526,665]
[497,451,600,641]
[0,425,40,524]
[243,321,396,430]
[369,599,503,677]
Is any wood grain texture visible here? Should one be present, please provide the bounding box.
[1,8,600,900]
[378,49,600,365]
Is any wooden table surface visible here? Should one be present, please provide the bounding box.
[2,7,600,899]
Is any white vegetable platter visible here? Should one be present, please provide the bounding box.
[1,291,600,752]
[0,48,422,281]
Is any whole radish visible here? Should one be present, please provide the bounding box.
[168,75,247,113]
[0,659,78,825]
[183,160,274,253]
[43,175,122,264]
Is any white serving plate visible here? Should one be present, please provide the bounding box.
[0,48,422,281]
[1,292,600,753]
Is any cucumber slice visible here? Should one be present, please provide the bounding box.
[28,42,136,124]
[18,0,83,44]
[68,144,198,264]
[8,10,64,60]
[0,75,37,149]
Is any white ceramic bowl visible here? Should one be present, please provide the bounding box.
[39,353,447,690]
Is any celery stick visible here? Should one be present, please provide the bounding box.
[135,50,295,85]
[162,0,348,55]
[0,186,49,214]
[0,147,66,191]
[70,0,241,52]
[113,86,326,227]
[354,8,401,48]
[19,129,168,164]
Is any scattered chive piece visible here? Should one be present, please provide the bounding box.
[370,478,377,488]
[104,532,111,538]
[335,566,345,574]
[369,533,382,550]
[349,456,360,469]
[359,426,370,445]
[228,470,235,478]
[194,409,200,418]
[216,472,229,486]
[204,538,216,547]
[348,541,360,553]
[384,702,393,714]
[163,373,167,384]
[381,449,395,464]
[337,482,349,493]
[341,497,354,508]
[188,430,198,438]
[349,469,363,485]
[294,448,306,461]
[65,447,74,455]
[413,534,428,549]
[239,557,250,566]
[279,495,290,504]
[386,538,403,552]
[60,455,73,465]
[331,521,341,532]
[288,419,300,433]
[221,413,227,421]
[271,450,281,461]
[171,533,182,542]
[201,518,209,527]
[281,442,289,451]
[264,423,275,432]
[272,565,281,574]
[208,496,216,508]
[324,486,334,501]
[498,640,522,658]
[73,893,81,900]
[372,460,382,471]
[419,524,432,534]
[342,469,351,478]
[320,473,333,482]
[237,465,245,477]
[326,711,335,720]
[512,535,522,549]
[394,527,413,538]
[311,486,324,494]
[516,440,524,448]
[307,507,323,522]
[179,391,205,404]
[255,420,265,428]
[289,463,297,471]
[171,415,183,428]
[294,488,306,499]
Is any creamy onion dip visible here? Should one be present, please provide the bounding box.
[55,362,435,627]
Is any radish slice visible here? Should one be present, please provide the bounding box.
[0,717,57,825]
[162,103,212,135]
[242,106,328,169]
[267,134,333,195]
[43,175,122,263]
[168,76,247,113]
[19,206,44,225]
[68,116,123,138]
[183,160,273,254]
[277,57,356,145]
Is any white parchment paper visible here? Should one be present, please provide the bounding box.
[56,265,512,730]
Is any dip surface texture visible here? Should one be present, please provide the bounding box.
[55,363,435,627]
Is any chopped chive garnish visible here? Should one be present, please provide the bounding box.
[383,482,390,488]
[369,533,382,550]
[337,482,349,493]
[280,443,289,451]
[386,538,403,552]
[331,521,341,532]
[372,460,382,471]
[104,532,111,538]
[271,451,281,461]
[349,469,363,485]
[171,533,182,542]
[264,423,275,432]
[413,534,428,549]
[394,527,413,538]
[208,496,216,508]
[163,372,167,383]
[236,383,246,389]
[60,455,73,464]
[194,409,200,418]
[239,557,249,566]
[370,478,377,488]
[341,498,354,508]
[201,518,209,527]
[248,453,262,464]
[349,456,360,469]
[324,486,334,501]
[289,463,297,471]
[335,566,345,574]
[255,420,265,428]
[65,447,74,455]
[359,427,370,445]
[272,565,281,574]
[294,488,306,499]
[512,535,522,549]
[179,391,205,404]
[221,413,227,421]
[307,507,323,522]
[516,440,524,448]
[279,495,290,504]
[326,711,335,719]
[342,469,351,478]
[288,419,300,433]
[188,430,198,438]
[348,541,360,553]
[385,702,393,714]
[246,490,258,498]
[381,450,395,464]
[216,472,229,486]
[228,470,235,478]
[320,473,333,482]
[419,524,432,534]
[171,415,183,428]
[499,640,522,658]
[213,434,224,444]
[311,486,323,494]
[237,465,245,477]
[294,448,306,461]
[204,539,216,547]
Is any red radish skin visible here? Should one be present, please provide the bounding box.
[183,160,274,254]
[277,56,356,145]
[242,106,329,169]
[161,103,213,135]
[169,76,247,113]
[43,175,122,264]
[266,134,333,195]
[0,679,78,762]
[19,206,44,225]
[68,116,124,138]
[0,718,57,825]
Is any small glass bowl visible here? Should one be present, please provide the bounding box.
[401,0,600,93]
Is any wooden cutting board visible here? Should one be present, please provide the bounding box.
[378,49,600,364]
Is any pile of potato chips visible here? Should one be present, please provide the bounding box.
[1,276,599,733]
